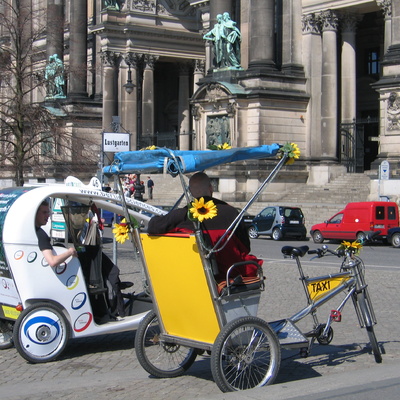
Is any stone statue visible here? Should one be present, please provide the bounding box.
[103,0,120,10]
[203,12,241,69]
[45,54,65,98]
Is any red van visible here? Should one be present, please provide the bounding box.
[310,201,399,243]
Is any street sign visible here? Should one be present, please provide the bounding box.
[380,160,389,180]
[103,132,130,152]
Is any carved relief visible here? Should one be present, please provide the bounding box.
[387,92,400,131]
[206,115,230,147]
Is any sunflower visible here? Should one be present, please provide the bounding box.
[208,142,232,150]
[278,142,301,165]
[188,197,218,222]
[140,145,157,150]
[337,240,363,255]
[112,218,130,244]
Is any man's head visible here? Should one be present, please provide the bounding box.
[189,172,213,198]
[35,201,50,228]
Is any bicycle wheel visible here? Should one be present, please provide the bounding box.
[211,316,281,392]
[357,292,382,363]
[134,310,197,378]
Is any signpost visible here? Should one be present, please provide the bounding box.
[379,160,390,200]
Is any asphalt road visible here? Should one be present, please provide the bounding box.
[1,231,399,399]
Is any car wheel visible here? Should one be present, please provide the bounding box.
[356,231,366,242]
[272,228,282,241]
[312,230,324,243]
[391,232,400,248]
[248,226,259,239]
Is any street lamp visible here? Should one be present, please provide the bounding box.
[123,63,135,94]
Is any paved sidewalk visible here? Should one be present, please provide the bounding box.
[0,239,399,400]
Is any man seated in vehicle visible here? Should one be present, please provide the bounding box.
[147,172,262,281]
[35,200,78,267]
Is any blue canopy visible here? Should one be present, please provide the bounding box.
[103,144,281,176]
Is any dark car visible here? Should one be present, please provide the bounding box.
[387,227,400,248]
[247,206,307,241]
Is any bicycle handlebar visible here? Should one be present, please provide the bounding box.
[307,230,381,259]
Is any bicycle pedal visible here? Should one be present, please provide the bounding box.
[330,310,342,322]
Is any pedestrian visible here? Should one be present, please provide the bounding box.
[147,176,154,200]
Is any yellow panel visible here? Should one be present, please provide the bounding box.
[307,276,350,301]
[141,234,220,344]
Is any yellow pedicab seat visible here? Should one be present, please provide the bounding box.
[139,232,264,346]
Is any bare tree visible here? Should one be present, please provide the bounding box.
[0,1,96,186]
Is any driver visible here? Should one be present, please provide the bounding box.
[147,172,261,281]
[35,200,78,267]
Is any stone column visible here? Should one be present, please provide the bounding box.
[122,53,140,150]
[341,14,358,124]
[282,0,304,75]
[377,0,392,52]
[302,13,322,160]
[142,55,158,142]
[320,10,339,160]
[210,0,233,23]
[69,0,88,98]
[248,0,276,70]
[46,0,64,62]
[178,63,191,150]
[101,51,118,133]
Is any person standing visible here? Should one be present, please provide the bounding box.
[147,176,154,200]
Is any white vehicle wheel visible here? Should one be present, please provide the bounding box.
[13,303,70,363]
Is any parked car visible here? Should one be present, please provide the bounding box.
[387,227,400,247]
[310,201,399,243]
[247,206,307,240]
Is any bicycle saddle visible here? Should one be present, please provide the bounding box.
[281,246,309,257]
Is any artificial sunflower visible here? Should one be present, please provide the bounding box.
[188,197,218,223]
[337,240,363,256]
[140,145,157,150]
[278,142,301,165]
[112,218,130,244]
[208,142,232,150]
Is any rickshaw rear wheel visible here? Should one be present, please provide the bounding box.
[13,302,71,363]
[134,310,197,378]
[211,316,281,392]
[0,319,14,349]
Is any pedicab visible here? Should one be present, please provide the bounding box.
[0,177,161,362]
[103,143,306,392]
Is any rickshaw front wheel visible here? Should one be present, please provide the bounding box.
[211,316,281,392]
[13,303,71,363]
[0,319,14,349]
[134,310,197,378]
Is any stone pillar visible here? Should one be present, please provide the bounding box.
[302,13,322,160]
[69,0,88,98]
[377,0,392,52]
[320,10,339,160]
[46,0,64,62]
[248,0,276,70]
[282,0,304,75]
[178,63,191,151]
[142,55,158,142]
[122,53,140,150]
[101,51,118,133]
[210,0,233,23]
[341,14,358,124]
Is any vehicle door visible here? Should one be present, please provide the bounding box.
[324,212,345,239]
[255,207,276,233]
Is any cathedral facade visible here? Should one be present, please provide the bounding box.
[0,1,399,200]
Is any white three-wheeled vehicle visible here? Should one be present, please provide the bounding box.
[0,177,161,362]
